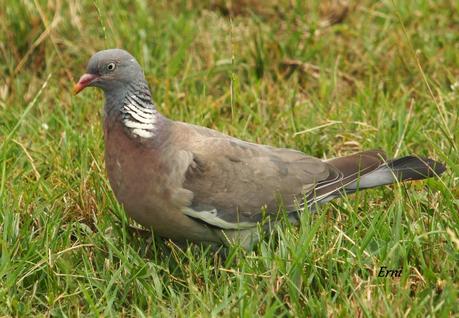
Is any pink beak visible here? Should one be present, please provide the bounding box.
[74,73,99,95]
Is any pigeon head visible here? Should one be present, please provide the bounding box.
[74,49,144,95]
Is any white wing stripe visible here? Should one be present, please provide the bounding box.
[183,207,256,230]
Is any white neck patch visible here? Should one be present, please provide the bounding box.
[122,95,157,139]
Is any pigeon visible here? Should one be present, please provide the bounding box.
[74,49,446,248]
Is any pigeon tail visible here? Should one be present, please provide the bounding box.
[344,156,446,190]
[307,151,446,208]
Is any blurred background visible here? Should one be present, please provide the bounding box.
[0,0,457,316]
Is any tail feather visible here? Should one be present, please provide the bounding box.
[345,156,446,190]
[303,152,446,210]
[386,156,446,180]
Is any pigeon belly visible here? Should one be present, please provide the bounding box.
[103,118,221,243]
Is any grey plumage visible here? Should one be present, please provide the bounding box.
[74,49,446,249]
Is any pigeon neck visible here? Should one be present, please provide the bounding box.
[114,80,160,139]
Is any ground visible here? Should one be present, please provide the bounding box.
[0,0,458,316]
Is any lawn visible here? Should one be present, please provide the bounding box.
[0,0,458,316]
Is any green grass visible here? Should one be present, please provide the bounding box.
[0,0,458,316]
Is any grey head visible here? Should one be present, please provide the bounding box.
[74,49,148,101]
[75,48,158,121]
[75,49,161,139]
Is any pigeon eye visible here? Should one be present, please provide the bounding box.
[106,63,116,71]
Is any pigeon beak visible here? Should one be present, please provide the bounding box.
[74,73,99,95]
